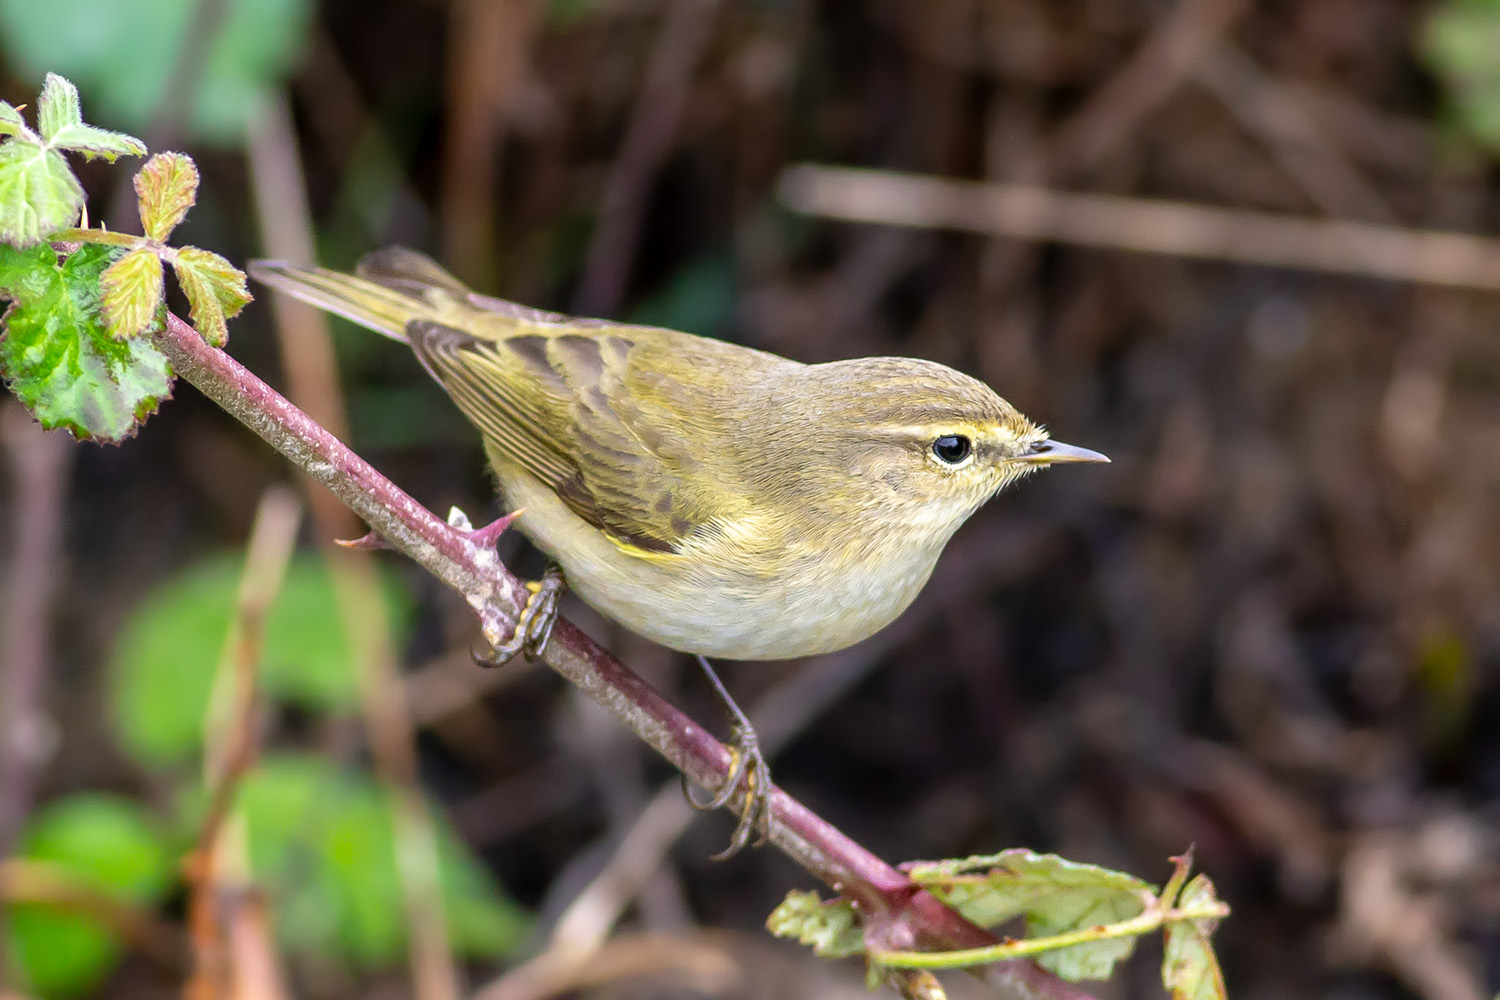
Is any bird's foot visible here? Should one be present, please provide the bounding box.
[472,565,565,668]
[682,655,773,860]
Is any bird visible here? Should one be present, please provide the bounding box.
[249,246,1108,855]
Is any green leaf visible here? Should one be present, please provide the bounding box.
[48,122,146,162]
[134,152,197,242]
[225,754,529,967]
[909,850,1153,981]
[1421,0,1500,153]
[766,890,865,959]
[100,246,163,339]
[4,794,174,999]
[35,73,81,144]
[0,101,31,139]
[0,0,314,148]
[0,140,83,247]
[0,243,172,440]
[171,245,250,346]
[110,554,413,768]
[1162,876,1228,1000]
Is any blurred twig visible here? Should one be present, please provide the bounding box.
[0,405,70,983]
[573,0,721,315]
[470,930,740,1000]
[441,0,539,284]
[185,487,301,1000]
[1039,0,1249,178]
[1192,43,1396,223]
[248,97,461,1000]
[779,165,1500,290]
[0,858,181,969]
[1331,836,1486,1000]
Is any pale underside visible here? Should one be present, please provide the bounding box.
[494,458,949,659]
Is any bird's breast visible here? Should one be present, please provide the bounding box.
[500,467,948,660]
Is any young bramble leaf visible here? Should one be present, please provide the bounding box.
[52,227,140,249]
[0,243,172,441]
[101,247,164,339]
[35,73,82,145]
[48,122,147,163]
[908,849,1153,981]
[36,74,145,160]
[171,246,251,347]
[1162,875,1228,1000]
[0,141,84,247]
[0,101,30,140]
[134,152,198,242]
[766,890,865,958]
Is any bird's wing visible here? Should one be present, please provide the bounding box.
[409,319,743,555]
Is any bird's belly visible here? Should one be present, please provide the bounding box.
[499,470,939,660]
[571,555,935,660]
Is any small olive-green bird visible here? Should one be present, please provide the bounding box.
[251,247,1107,663]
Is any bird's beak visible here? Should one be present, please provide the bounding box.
[1021,439,1110,464]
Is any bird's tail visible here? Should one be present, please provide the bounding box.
[247,247,472,342]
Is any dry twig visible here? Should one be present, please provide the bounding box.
[779,165,1500,291]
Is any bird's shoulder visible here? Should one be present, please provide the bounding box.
[412,308,800,558]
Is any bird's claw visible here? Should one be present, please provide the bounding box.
[473,565,565,667]
[681,656,773,860]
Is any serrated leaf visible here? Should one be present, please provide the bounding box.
[0,243,172,441]
[134,152,197,242]
[0,101,29,139]
[766,890,865,958]
[171,246,250,346]
[0,140,84,247]
[5,794,173,999]
[35,73,82,145]
[48,122,146,163]
[909,849,1152,981]
[100,247,163,339]
[1162,876,1228,1000]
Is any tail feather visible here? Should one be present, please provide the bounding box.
[247,259,437,342]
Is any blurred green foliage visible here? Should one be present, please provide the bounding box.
[3,796,174,999]
[0,0,313,145]
[213,754,530,966]
[109,553,408,767]
[1421,0,1500,154]
[3,551,529,997]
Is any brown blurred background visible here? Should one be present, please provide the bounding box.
[2,1,1499,999]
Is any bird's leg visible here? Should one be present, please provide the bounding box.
[682,654,773,860]
[472,564,566,667]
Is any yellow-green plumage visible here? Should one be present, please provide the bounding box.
[249,248,1106,659]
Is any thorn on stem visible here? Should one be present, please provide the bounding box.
[335,530,392,550]
[465,508,524,550]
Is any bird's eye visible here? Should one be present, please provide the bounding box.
[932,435,972,464]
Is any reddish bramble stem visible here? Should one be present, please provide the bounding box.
[154,312,1093,1000]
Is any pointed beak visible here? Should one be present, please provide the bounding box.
[1021,439,1110,464]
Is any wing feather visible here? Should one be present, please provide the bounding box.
[409,320,720,554]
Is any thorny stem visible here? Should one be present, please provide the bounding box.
[153,312,1096,1000]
